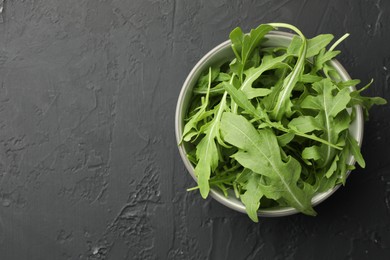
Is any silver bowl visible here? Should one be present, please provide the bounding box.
[175,31,364,217]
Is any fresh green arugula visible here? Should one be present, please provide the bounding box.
[180,23,387,222]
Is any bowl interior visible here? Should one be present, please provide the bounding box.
[175,31,364,217]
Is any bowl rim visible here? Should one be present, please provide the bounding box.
[175,31,364,217]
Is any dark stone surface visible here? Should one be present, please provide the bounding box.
[0,0,389,259]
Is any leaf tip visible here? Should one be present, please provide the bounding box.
[249,215,259,223]
[304,207,317,217]
[199,185,210,199]
[358,159,366,169]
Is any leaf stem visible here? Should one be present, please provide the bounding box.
[329,33,350,52]
[267,23,305,41]
[266,121,342,150]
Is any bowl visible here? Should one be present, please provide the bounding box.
[175,31,364,217]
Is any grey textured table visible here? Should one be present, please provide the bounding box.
[0,0,389,259]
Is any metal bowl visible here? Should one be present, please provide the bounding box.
[175,31,364,217]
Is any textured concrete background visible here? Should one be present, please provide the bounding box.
[0,0,389,259]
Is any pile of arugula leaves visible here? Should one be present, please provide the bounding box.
[180,23,386,222]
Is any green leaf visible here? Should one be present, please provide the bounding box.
[271,35,307,120]
[346,134,365,168]
[241,54,288,98]
[195,136,219,198]
[215,72,232,82]
[247,48,261,68]
[325,155,339,178]
[244,88,272,99]
[302,79,351,117]
[337,138,351,185]
[300,74,324,83]
[229,27,244,59]
[194,92,228,198]
[220,112,316,215]
[222,82,266,119]
[306,34,334,57]
[288,34,334,58]
[302,145,322,161]
[313,49,340,72]
[183,131,198,142]
[333,110,352,136]
[240,173,264,222]
[337,79,361,89]
[241,24,274,67]
[300,79,351,167]
[194,82,225,95]
[196,66,220,90]
[348,80,387,119]
[235,168,253,185]
[286,36,301,56]
[229,24,274,82]
[277,132,295,147]
[288,115,321,133]
[181,68,214,142]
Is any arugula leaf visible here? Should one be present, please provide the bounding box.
[346,134,365,168]
[230,24,274,82]
[277,132,295,147]
[336,135,351,185]
[288,115,321,133]
[309,79,351,117]
[313,49,340,72]
[325,155,339,178]
[287,34,334,58]
[196,66,220,89]
[181,67,213,143]
[240,55,288,96]
[300,74,324,83]
[300,79,351,167]
[195,92,228,198]
[337,79,361,89]
[302,145,322,161]
[240,173,264,222]
[220,112,316,215]
[223,81,266,119]
[194,135,219,198]
[348,79,387,119]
